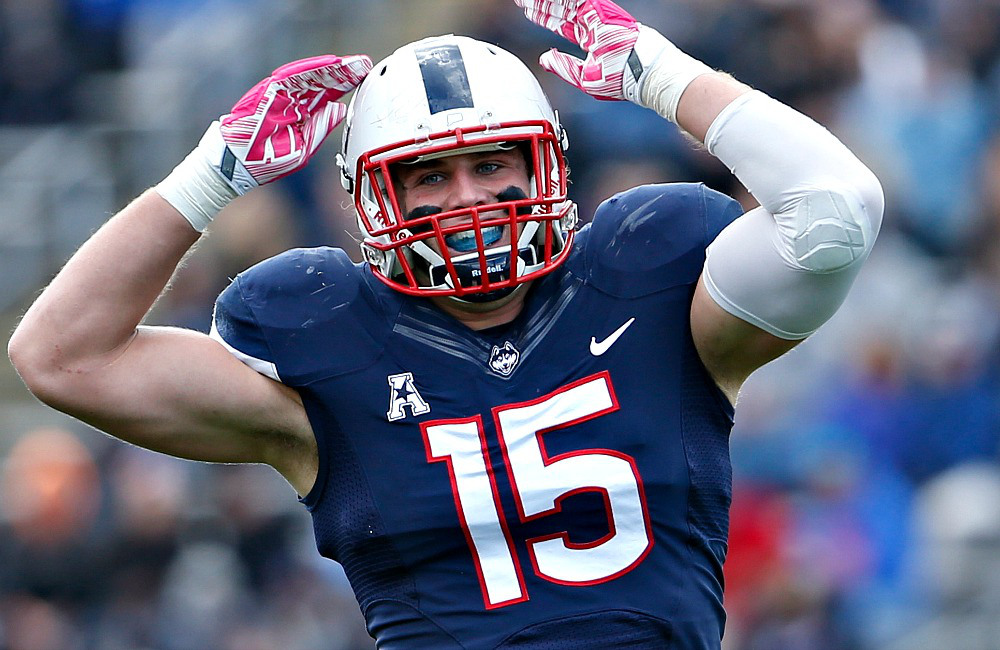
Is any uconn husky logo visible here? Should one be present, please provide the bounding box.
[488,341,520,376]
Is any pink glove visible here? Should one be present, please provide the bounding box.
[514,0,640,101]
[219,54,373,191]
[156,54,371,232]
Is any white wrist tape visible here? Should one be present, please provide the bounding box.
[154,122,239,232]
[701,91,884,339]
[630,25,714,123]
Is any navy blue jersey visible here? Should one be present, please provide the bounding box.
[212,183,744,649]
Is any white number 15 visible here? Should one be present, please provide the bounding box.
[420,372,653,609]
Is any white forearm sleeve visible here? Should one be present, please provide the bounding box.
[702,91,884,339]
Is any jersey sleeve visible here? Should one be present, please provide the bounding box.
[209,247,388,386]
[579,183,743,298]
[211,276,281,382]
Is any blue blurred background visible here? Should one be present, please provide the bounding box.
[2,1,1000,648]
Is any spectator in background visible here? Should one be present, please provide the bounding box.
[0,0,77,123]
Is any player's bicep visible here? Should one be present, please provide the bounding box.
[56,325,313,469]
[690,276,800,403]
[692,195,875,395]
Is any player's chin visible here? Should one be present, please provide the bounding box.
[439,281,531,313]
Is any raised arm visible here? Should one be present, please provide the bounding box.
[515,0,884,401]
[7,55,371,495]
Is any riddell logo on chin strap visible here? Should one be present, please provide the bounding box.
[470,261,506,278]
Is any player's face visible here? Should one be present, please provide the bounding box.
[393,149,531,255]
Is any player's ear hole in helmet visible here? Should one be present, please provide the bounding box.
[337,35,578,303]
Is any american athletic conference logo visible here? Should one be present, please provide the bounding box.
[386,372,430,421]
[488,341,520,376]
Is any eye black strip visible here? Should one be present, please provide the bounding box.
[415,43,474,114]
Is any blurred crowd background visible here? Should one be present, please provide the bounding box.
[2,0,1000,648]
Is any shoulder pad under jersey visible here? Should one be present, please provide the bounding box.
[212,247,389,385]
[572,183,743,298]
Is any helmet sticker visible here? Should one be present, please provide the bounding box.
[416,44,474,114]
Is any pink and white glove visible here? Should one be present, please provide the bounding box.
[514,0,712,119]
[218,55,372,190]
[515,0,640,101]
[157,54,372,232]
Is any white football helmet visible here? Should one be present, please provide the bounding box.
[338,35,578,302]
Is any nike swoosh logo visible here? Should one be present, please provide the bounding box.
[590,318,636,356]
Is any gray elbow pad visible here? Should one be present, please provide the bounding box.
[778,183,882,273]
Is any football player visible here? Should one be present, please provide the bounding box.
[8,0,883,647]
